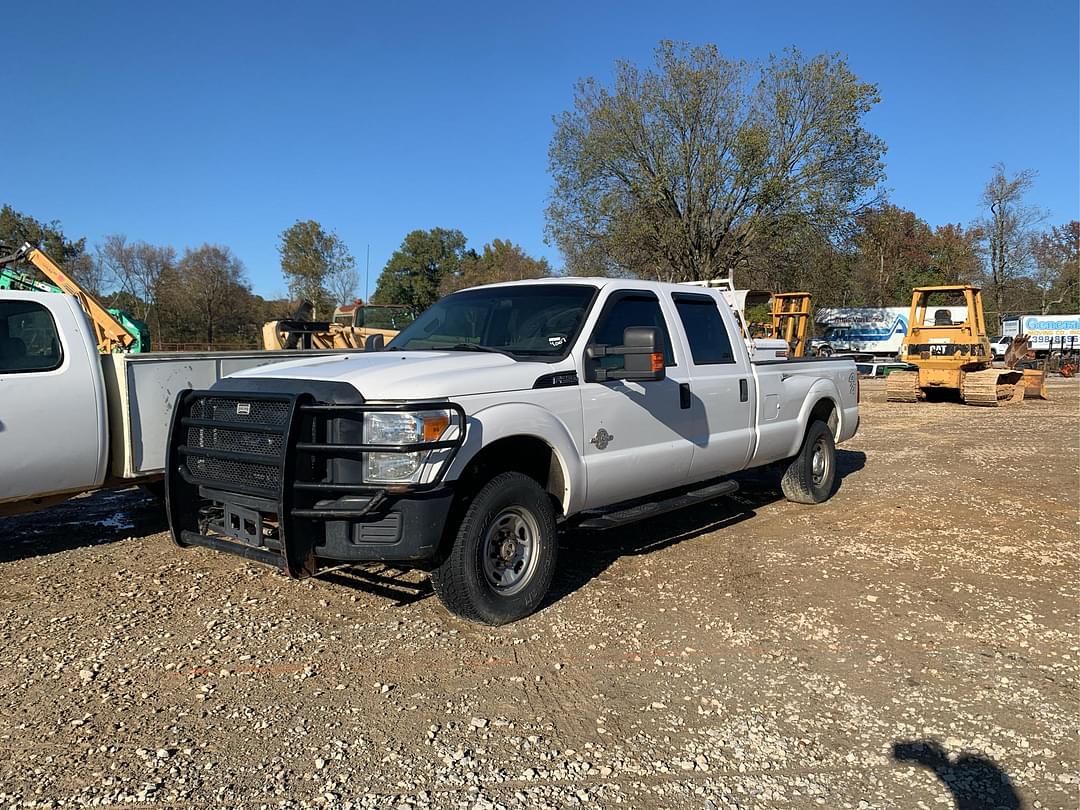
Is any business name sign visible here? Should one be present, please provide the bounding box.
[1021,314,1080,347]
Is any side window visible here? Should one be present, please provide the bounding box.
[673,294,736,365]
[0,301,64,373]
[591,294,675,367]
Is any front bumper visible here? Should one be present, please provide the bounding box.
[165,387,465,577]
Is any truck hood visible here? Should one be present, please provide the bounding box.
[227,350,553,400]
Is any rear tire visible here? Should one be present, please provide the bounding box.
[780,420,836,505]
[430,472,558,625]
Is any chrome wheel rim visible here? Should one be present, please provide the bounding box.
[481,507,540,595]
[811,437,830,486]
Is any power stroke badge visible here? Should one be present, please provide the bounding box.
[590,428,614,450]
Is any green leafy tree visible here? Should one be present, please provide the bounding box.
[0,204,97,291]
[927,223,982,287]
[372,228,469,312]
[440,239,552,295]
[278,220,355,316]
[850,205,935,306]
[1030,222,1079,315]
[546,42,885,282]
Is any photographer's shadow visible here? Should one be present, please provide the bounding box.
[893,739,1023,810]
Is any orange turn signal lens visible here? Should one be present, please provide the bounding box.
[650,352,664,372]
[422,414,450,442]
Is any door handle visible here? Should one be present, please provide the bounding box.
[739,379,748,402]
[679,382,691,409]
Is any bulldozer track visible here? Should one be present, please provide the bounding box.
[885,370,920,402]
[960,369,1025,407]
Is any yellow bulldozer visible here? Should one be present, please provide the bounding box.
[885,285,1032,406]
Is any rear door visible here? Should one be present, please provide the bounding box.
[0,295,105,504]
[580,290,696,508]
[670,292,755,481]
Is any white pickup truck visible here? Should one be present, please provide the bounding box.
[166,278,860,624]
[0,290,340,516]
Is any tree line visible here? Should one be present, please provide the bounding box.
[0,207,555,347]
[0,205,290,348]
[1,40,1075,344]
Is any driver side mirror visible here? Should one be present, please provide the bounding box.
[586,326,666,383]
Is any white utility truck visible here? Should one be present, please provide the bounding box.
[0,290,340,516]
[166,278,861,624]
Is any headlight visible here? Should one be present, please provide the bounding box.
[363,410,452,483]
[363,411,450,445]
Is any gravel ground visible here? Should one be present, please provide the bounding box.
[0,379,1077,809]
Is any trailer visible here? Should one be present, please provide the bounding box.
[812,305,969,357]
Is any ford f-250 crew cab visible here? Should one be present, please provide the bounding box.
[166,278,860,624]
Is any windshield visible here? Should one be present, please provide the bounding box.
[358,306,414,330]
[387,284,597,359]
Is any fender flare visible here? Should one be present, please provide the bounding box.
[444,401,585,516]
[788,379,843,457]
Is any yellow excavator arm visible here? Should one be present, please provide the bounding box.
[0,242,136,353]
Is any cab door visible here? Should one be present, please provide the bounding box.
[0,295,105,504]
[580,290,697,509]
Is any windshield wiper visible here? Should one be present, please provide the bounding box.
[448,343,503,353]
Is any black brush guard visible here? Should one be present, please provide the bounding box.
[165,389,466,578]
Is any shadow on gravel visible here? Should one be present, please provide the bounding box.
[316,565,434,607]
[892,739,1023,809]
[546,450,867,608]
[0,487,168,564]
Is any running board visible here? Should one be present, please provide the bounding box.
[576,480,739,530]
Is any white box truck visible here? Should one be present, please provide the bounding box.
[1001,314,1080,355]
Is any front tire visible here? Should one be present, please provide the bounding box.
[430,472,558,625]
[817,345,833,357]
[780,420,836,504]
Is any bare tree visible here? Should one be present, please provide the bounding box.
[65,252,105,296]
[977,164,1046,319]
[325,249,360,308]
[95,234,175,322]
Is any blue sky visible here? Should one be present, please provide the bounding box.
[2,1,1077,298]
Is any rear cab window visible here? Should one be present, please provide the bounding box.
[671,293,736,365]
[0,300,63,373]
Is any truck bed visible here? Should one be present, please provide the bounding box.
[100,349,349,478]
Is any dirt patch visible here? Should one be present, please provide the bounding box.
[0,379,1076,808]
